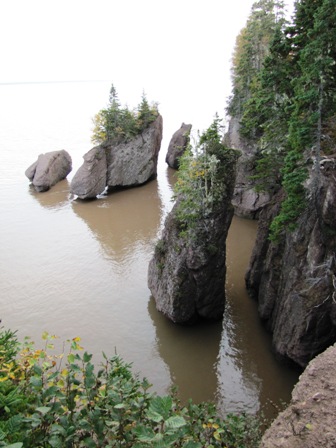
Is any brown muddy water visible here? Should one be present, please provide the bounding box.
[0,81,299,422]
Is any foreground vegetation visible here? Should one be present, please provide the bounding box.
[0,327,262,447]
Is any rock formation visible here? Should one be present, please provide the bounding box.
[246,157,336,367]
[70,146,107,200]
[148,148,239,324]
[165,123,192,169]
[25,150,72,192]
[225,117,270,218]
[261,343,336,448]
[71,115,163,199]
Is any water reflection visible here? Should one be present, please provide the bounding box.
[71,180,162,266]
[216,216,300,420]
[148,296,222,404]
[28,179,71,210]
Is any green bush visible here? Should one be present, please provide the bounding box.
[0,328,262,447]
[91,85,159,145]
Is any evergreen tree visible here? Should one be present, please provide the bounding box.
[228,0,286,116]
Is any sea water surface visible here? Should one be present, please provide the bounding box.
[0,81,299,419]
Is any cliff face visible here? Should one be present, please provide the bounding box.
[225,117,270,219]
[261,343,336,448]
[246,159,336,367]
[148,148,239,324]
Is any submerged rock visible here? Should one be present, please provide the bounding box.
[246,158,336,367]
[165,123,192,169]
[71,115,163,199]
[25,150,72,192]
[261,343,336,448]
[225,117,270,218]
[148,147,239,324]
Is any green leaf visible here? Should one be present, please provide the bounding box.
[165,415,186,429]
[36,406,51,415]
[148,396,172,421]
[29,376,42,388]
[3,443,24,448]
[134,424,155,442]
[114,403,126,409]
[83,352,92,363]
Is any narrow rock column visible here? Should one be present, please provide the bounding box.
[148,147,239,324]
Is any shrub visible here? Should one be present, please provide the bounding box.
[0,328,262,447]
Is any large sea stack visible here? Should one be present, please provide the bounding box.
[71,115,163,199]
[148,140,239,324]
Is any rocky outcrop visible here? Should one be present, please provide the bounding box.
[165,123,192,169]
[70,146,107,199]
[148,148,239,324]
[25,150,72,192]
[246,158,336,367]
[71,115,163,199]
[261,343,336,448]
[225,117,270,218]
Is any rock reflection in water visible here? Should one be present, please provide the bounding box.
[71,180,162,268]
[217,216,299,420]
[28,179,71,210]
[148,296,222,404]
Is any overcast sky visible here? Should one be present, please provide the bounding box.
[0,1,294,129]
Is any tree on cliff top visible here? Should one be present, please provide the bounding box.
[227,0,287,117]
[91,84,159,144]
[174,115,238,238]
[231,0,336,240]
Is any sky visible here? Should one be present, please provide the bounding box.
[0,0,294,130]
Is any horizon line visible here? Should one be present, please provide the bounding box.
[0,79,111,86]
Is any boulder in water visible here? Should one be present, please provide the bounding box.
[25,150,72,192]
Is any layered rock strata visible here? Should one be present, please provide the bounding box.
[246,158,336,367]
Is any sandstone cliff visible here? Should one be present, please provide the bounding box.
[246,158,336,367]
[261,343,336,448]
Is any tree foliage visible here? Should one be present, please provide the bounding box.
[173,115,239,239]
[228,0,287,117]
[92,85,159,145]
[229,0,336,240]
[0,327,262,447]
